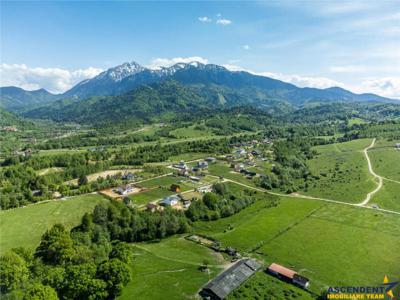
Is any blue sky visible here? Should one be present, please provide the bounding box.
[1,1,399,98]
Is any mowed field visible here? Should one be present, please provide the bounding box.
[227,271,314,300]
[0,194,108,254]
[118,237,227,300]
[194,196,400,293]
[302,138,376,203]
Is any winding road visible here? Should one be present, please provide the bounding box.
[205,141,400,216]
[357,138,383,206]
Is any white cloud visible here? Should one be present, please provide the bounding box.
[243,45,251,50]
[329,65,399,73]
[223,64,343,89]
[198,16,212,23]
[0,64,103,94]
[354,77,400,99]
[216,19,232,26]
[146,56,209,69]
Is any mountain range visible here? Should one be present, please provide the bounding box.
[0,61,396,121]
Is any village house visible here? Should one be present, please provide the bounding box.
[235,149,247,157]
[161,195,180,207]
[189,176,201,182]
[173,160,188,170]
[197,161,209,169]
[234,164,245,172]
[116,184,135,195]
[182,199,191,209]
[122,172,135,181]
[205,157,217,163]
[170,184,181,192]
[267,263,310,289]
[200,259,262,300]
[177,168,190,176]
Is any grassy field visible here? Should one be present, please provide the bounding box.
[194,196,400,293]
[170,124,215,139]
[128,188,175,205]
[0,194,108,254]
[118,236,227,300]
[129,175,217,205]
[208,162,258,188]
[139,175,181,189]
[36,167,64,176]
[368,139,400,181]
[370,180,400,212]
[302,138,376,203]
[37,148,86,156]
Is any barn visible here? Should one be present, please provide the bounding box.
[200,259,261,300]
[267,263,310,289]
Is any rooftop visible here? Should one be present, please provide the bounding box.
[201,259,261,299]
[267,263,297,279]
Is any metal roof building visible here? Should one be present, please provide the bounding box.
[200,259,261,300]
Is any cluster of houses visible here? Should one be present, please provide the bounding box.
[200,260,310,300]
[145,183,214,212]
[173,157,217,179]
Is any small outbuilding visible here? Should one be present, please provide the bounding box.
[267,263,310,289]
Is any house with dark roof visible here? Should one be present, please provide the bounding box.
[267,263,310,289]
[200,259,261,300]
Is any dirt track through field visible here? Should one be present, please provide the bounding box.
[357,138,383,206]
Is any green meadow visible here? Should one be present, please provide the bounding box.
[302,139,376,203]
[194,196,400,293]
[368,139,400,181]
[371,180,400,212]
[170,124,215,138]
[118,237,227,300]
[227,271,315,300]
[0,194,108,254]
[128,188,175,206]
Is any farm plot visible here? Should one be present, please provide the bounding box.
[0,194,108,254]
[118,237,227,300]
[302,139,376,203]
[128,188,175,206]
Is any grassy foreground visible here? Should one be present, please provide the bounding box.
[194,196,400,293]
[118,237,227,300]
[0,194,108,254]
